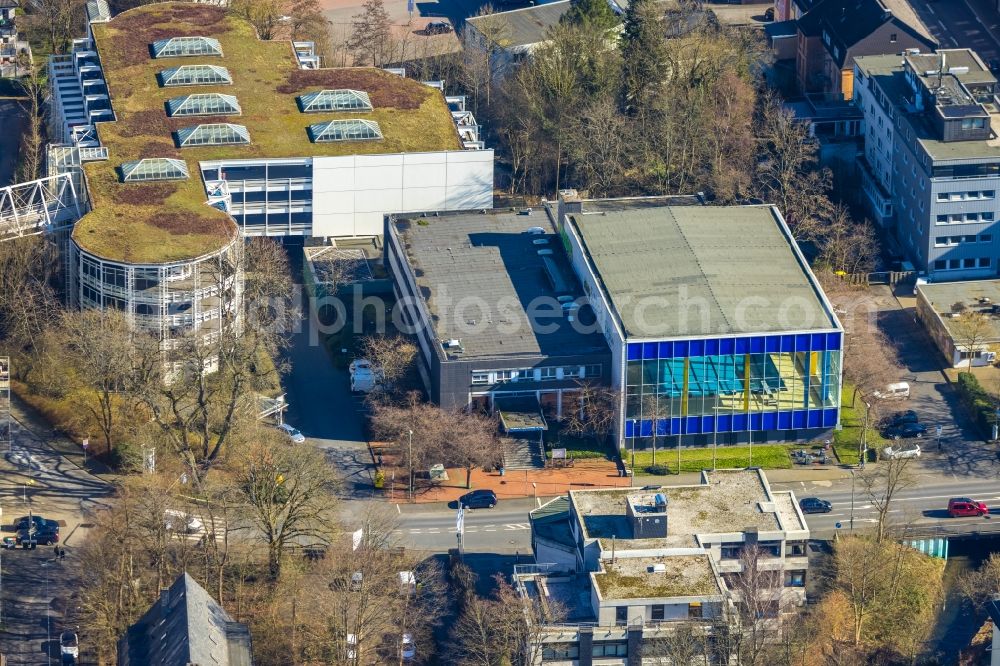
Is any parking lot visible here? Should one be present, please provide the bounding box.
[908,0,1000,61]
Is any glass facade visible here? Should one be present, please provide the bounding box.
[624,333,841,441]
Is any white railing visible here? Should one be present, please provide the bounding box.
[0,173,82,240]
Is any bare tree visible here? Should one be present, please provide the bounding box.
[643,622,712,665]
[860,455,913,543]
[722,545,784,666]
[347,0,392,67]
[461,5,512,112]
[951,309,993,369]
[15,70,45,183]
[816,206,880,276]
[561,380,618,442]
[356,333,417,396]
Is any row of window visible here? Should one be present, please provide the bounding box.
[933,257,992,271]
[960,117,987,130]
[937,190,995,202]
[471,365,601,385]
[542,642,627,661]
[935,234,992,246]
[936,212,994,224]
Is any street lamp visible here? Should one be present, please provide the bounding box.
[860,401,871,469]
[407,429,414,500]
[849,468,856,532]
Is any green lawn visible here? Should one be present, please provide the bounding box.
[833,385,885,465]
[545,433,610,460]
[621,445,794,475]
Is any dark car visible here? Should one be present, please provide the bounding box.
[881,422,927,440]
[425,21,453,35]
[14,515,58,532]
[763,7,774,20]
[885,410,918,427]
[459,489,497,509]
[990,58,1000,74]
[799,497,832,514]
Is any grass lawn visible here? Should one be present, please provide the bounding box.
[621,444,794,475]
[833,384,886,465]
[545,432,610,460]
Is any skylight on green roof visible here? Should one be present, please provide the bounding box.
[152,36,223,58]
[159,64,232,87]
[298,89,373,113]
[167,93,241,117]
[308,119,383,143]
[119,158,190,182]
[175,123,250,147]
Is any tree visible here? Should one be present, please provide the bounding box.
[29,0,83,54]
[619,0,667,112]
[561,380,619,442]
[461,5,512,111]
[951,309,993,369]
[356,333,417,396]
[233,434,339,579]
[958,552,1000,610]
[562,0,619,31]
[347,0,392,67]
[15,70,45,183]
[643,622,711,665]
[720,545,784,666]
[230,0,331,45]
[859,455,913,543]
[0,236,58,368]
[815,206,880,276]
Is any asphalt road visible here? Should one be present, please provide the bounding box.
[395,499,536,553]
[908,0,1000,59]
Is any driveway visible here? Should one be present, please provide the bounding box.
[874,285,998,478]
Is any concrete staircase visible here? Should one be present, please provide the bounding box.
[503,437,545,470]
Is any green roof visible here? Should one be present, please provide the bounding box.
[75,2,461,264]
[593,554,722,600]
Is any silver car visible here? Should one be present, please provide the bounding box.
[277,423,305,444]
[882,442,921,459]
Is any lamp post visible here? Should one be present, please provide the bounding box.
[849,468,856,532]
[860,401,871,469]
[407,429,414,500]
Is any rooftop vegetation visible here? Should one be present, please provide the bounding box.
[75,2,460,264]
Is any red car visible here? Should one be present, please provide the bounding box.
[948,498,988,517]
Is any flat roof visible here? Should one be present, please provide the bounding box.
[917,279,1000,344]
[465,1,570,49]
[570,469,785,549]
[76,2,460,264]
[593,554,722,600]
[856,51,1000,163]
[391,210,609,360]
[568,203,836,338]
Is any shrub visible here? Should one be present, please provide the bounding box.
[956,372,996,436]
[645,464,670,475]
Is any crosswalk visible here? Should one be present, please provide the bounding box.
[408,522,529,534]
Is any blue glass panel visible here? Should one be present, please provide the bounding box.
[780,334,794,352]
[719,338,735,355]
[705,338,720,355]
[749,412,763,431]
[639,419,653,437]
[765,336,780,353]
[674,340,689,358]
[761,412,778,431]
[732,413,748,431]
[689,339,705,357]
[655,418,669,437]
[827,332,842,350]
[702,416,715,433]
[807,410,822,428]
[734,337,748,354]
[717,414,733,432]
[749,336,765,353]
[823,408,839,428]
[625,420,635,438]
[792,410,807,429]
[777,411,793,430]
[811,333,826,351]
[658,341,672,358]
[686,416,702,435]
[670,418,683,436]
[643,343,657,359]
[627,344,641,361]
[795,334,810,351]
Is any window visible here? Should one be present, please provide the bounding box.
[688,602,703,619]
[964,258,977,268]
[308,119,383,143]
[950,259,961,269]
[651,604,665,621]
[175,123,250,147]
[167,93,241,117]
[721,545,742,560]
[982,234,993,243]
[151,36,223,58]
[890,32,897,43]
[159,64,232,87]
[961,117,987,130]
[593,642,628,658]
[539,367,558,381]
[788,541,806,556]
[496,370,514,383]
[297,89,373,112]
[471,373,489,385]
[542,644,579,661]
[615,606,627,625]
[758,541,782,557]
[585,364,602,378]
[785,571,806,587]
[119,157,189,182]
[981,257,992,268]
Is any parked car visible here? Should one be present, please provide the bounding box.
[948,497,989,517]
[459,489,497,509]
[881,422,927,440]
[882,442,921,459]
[990,58,1000,74]
[164,509,203,534]
[798,497,832,514]
[401,632,416,661]
[277,423,305,444]
[425,21,453,35]
[873,382,910,400]
[885,410,918,427]
[60,631,79,663]
[763,7,774,20]
[14,515,58,533]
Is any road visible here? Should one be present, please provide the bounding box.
[908,0,1000,60]
[395,499,536,552]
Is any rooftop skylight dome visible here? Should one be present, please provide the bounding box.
[151,36,223,58]
[119,158,190,182]
[167,93,241,117]
[159,64,232,87]
[308,119,383,143]
[297,89,373,113]
[175,123,250,147]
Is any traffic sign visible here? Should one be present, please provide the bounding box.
[835,522,842,529]
[81,438,88,449]
[936,425,943,436]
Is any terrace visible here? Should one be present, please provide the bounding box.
[74,2,461,264]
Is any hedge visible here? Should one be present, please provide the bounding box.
[955,372,996,436]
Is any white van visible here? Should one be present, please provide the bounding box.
[874,382,910,400]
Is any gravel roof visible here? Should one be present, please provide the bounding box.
[593,554,723,600]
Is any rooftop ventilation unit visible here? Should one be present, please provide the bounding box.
[537,249,554,256]
[649,563,667,574]
[526,226,545,234]
[532,238,549,245]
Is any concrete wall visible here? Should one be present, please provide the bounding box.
[313,151,494,237]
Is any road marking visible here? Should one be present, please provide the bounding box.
[926,3,935,14]
[396,504,401,514]
[427,528,439,533]
[485,528,496,532]
[503,523,529,530]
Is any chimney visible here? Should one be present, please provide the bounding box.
[556,189,583,232]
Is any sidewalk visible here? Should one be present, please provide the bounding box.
[9,393,116,478]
